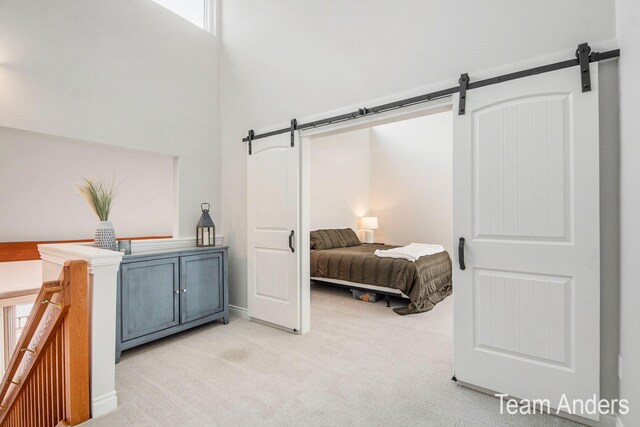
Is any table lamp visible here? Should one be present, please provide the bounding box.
[358,216,378,243]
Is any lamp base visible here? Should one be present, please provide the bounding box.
[358,229,374,244]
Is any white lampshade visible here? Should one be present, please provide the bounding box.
[360,216,378,230]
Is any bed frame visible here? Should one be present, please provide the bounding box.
[310,277,409,307]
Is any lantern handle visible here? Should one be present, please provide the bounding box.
[201,203,210,212]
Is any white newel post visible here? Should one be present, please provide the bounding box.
[38,243,124,418]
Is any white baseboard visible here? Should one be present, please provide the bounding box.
[229,304,249,320]
[228,306,297,333]
[92,390,118,418]
[598,414,618,427]
[530,408,617,427]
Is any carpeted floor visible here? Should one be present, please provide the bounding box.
[82,283,580,426]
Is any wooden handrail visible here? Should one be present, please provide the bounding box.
[0,235,172,262]
[0,260,90,426]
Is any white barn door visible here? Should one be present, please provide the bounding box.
[247,132,301,331]
[453,65,600,419]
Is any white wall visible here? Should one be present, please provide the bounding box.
[0,261,42,295]
[0,127,174,241]
[220,0,619,401]
[0,0,221,239]
[370,112,452,253]
[615,1,640,425]
[310,128,371,230]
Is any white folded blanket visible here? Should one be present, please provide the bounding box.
[374,243,445,262]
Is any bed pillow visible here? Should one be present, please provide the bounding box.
[340,228,362,247]
[310,228,362,250]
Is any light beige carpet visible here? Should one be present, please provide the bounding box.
[82,284,580,426]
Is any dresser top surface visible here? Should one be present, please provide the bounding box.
[122,245,228,262]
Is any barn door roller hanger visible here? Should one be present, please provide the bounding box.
[457,42,596,115]
[576,42,592,92]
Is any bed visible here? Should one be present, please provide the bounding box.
[309,229,452,315]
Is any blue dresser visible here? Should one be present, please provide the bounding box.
[116,246,228,362]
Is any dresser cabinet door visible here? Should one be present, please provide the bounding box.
[121,257,180,341]
[180,252,224,323]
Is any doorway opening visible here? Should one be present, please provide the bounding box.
[300,102,454,344]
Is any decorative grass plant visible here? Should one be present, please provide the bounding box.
[77,178,118,221]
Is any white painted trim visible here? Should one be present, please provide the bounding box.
[229,304,249,320]
[91,391,118,418]
[0,293,37,309]
[250,316,300,334]
[203,0,218,35]
[172,156,181,237]
[596,415,617,427]
[301,99,452,139]
[38,243,123,419]
[570,413,616,427]
[297,128,310,335]
[129,236,224,254]
[38,243,124,272]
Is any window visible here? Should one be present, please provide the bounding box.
[14,304,31,337]
[0,299,36,376]
[151,0,216,34]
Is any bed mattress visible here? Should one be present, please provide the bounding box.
[310,243,452,315]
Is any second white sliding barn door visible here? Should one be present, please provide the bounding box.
[452,64,600,420]
[247,132,301,332]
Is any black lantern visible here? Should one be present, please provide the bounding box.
[196,203,215,247]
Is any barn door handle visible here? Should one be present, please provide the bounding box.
[289,230,295,253]
[458,237,466,270]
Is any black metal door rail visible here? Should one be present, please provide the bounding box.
[243,42,619,154]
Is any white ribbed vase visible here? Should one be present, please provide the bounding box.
[95,221,117,251]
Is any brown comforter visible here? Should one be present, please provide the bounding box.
[310,243,452,315]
